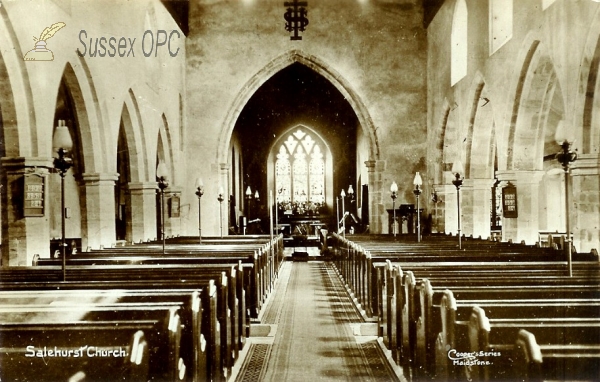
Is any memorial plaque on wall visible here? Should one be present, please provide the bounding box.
[23,174,45,217]
[502,183,518,218]
[170,195,180,218]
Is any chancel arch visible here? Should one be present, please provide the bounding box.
[218,50,384,233]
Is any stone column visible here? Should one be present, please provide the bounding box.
[365,160,385,234]
[80,173,118,250]
[219,163,230,237]
[440,184,459,235]
[430,184,446,233]
[496,170,545,245]
[128,182,158,243]
[462,178,495,240]
[571,154,599,254]
[1,157,53,266]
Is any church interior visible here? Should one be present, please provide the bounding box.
[0,0,598,381]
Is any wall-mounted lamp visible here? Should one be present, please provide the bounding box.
[555,120,577,277]
[413,172,423,243]
[390,181,398,237]
[218,186,225,238]
[451,160,464,249]
[341,189,346,238]
[156,161,169,254]
[195,177,204,244]
[53,120,73,281]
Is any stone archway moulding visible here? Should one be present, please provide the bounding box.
[0,4,36,158]
[216,49,380,164]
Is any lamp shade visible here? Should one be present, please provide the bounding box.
[413,172,423,187]
[52,120,73,152]
[246,186,252,196]
[554,120,574,144]
[218,186,224,195]
[390,181,398,193]
[348,185,354,195]
[451,160,464,176]
[255,190,259,199]
[341,189,346,197]
[196,177,204,189]
[156,161,168,180]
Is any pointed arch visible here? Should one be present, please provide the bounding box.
[576,6,600,154]
[464,72,496,179]
[0,4,36,157]
[59,61,107,173]
[161,113,175,180]
[217,49,379,164]
[120,93,146,183]
[507,41,565,170]
[124,89,151,181]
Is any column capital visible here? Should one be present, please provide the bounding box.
[81,172,119,183]
[364,159,385,172]
[463,178,497,190]
[571,154,599,176]
[128,182,159,191]
[1,156,53,173]
[495,170,545,184]
[165,186,183,195]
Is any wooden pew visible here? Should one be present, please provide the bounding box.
[466,307,600,381]
[0,267,236,382]
[0,306,181,381]
[0,288,214,382]
[435,291,600,381]
[0,324,150,382]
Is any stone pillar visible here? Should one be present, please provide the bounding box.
[128,182,158,243]
[496,170,545,245]
[219,163,230,237]
[440,184,459,235]
[462,178,495,240]
[430,184,445,233]
[365,160,385,234]
[571,154,600,253]
[1,157,53,266]
[80,173,118,250]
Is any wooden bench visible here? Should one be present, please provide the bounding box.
[0,305,182,381]
[0,267,236,382]
[463,307,600,381]
[434,291,600,381]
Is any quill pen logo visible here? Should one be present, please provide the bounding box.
[23,22,66,61]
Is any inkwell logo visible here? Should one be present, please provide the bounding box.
[284,0,308,40]
[23,22,66,61]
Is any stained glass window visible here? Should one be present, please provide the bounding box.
[275,128,325,206]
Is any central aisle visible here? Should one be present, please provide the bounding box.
[237,261,402,382]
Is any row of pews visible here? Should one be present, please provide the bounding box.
[330,233,600,381]
[0,234,285,382]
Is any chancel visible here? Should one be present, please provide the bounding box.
[0,1,599,381]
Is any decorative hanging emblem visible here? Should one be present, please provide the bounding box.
[284,0,308,41]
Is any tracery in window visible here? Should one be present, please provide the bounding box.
[275,128,325,206]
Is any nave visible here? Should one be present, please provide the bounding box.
[234,257,401,382]
[0,232,597,381]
